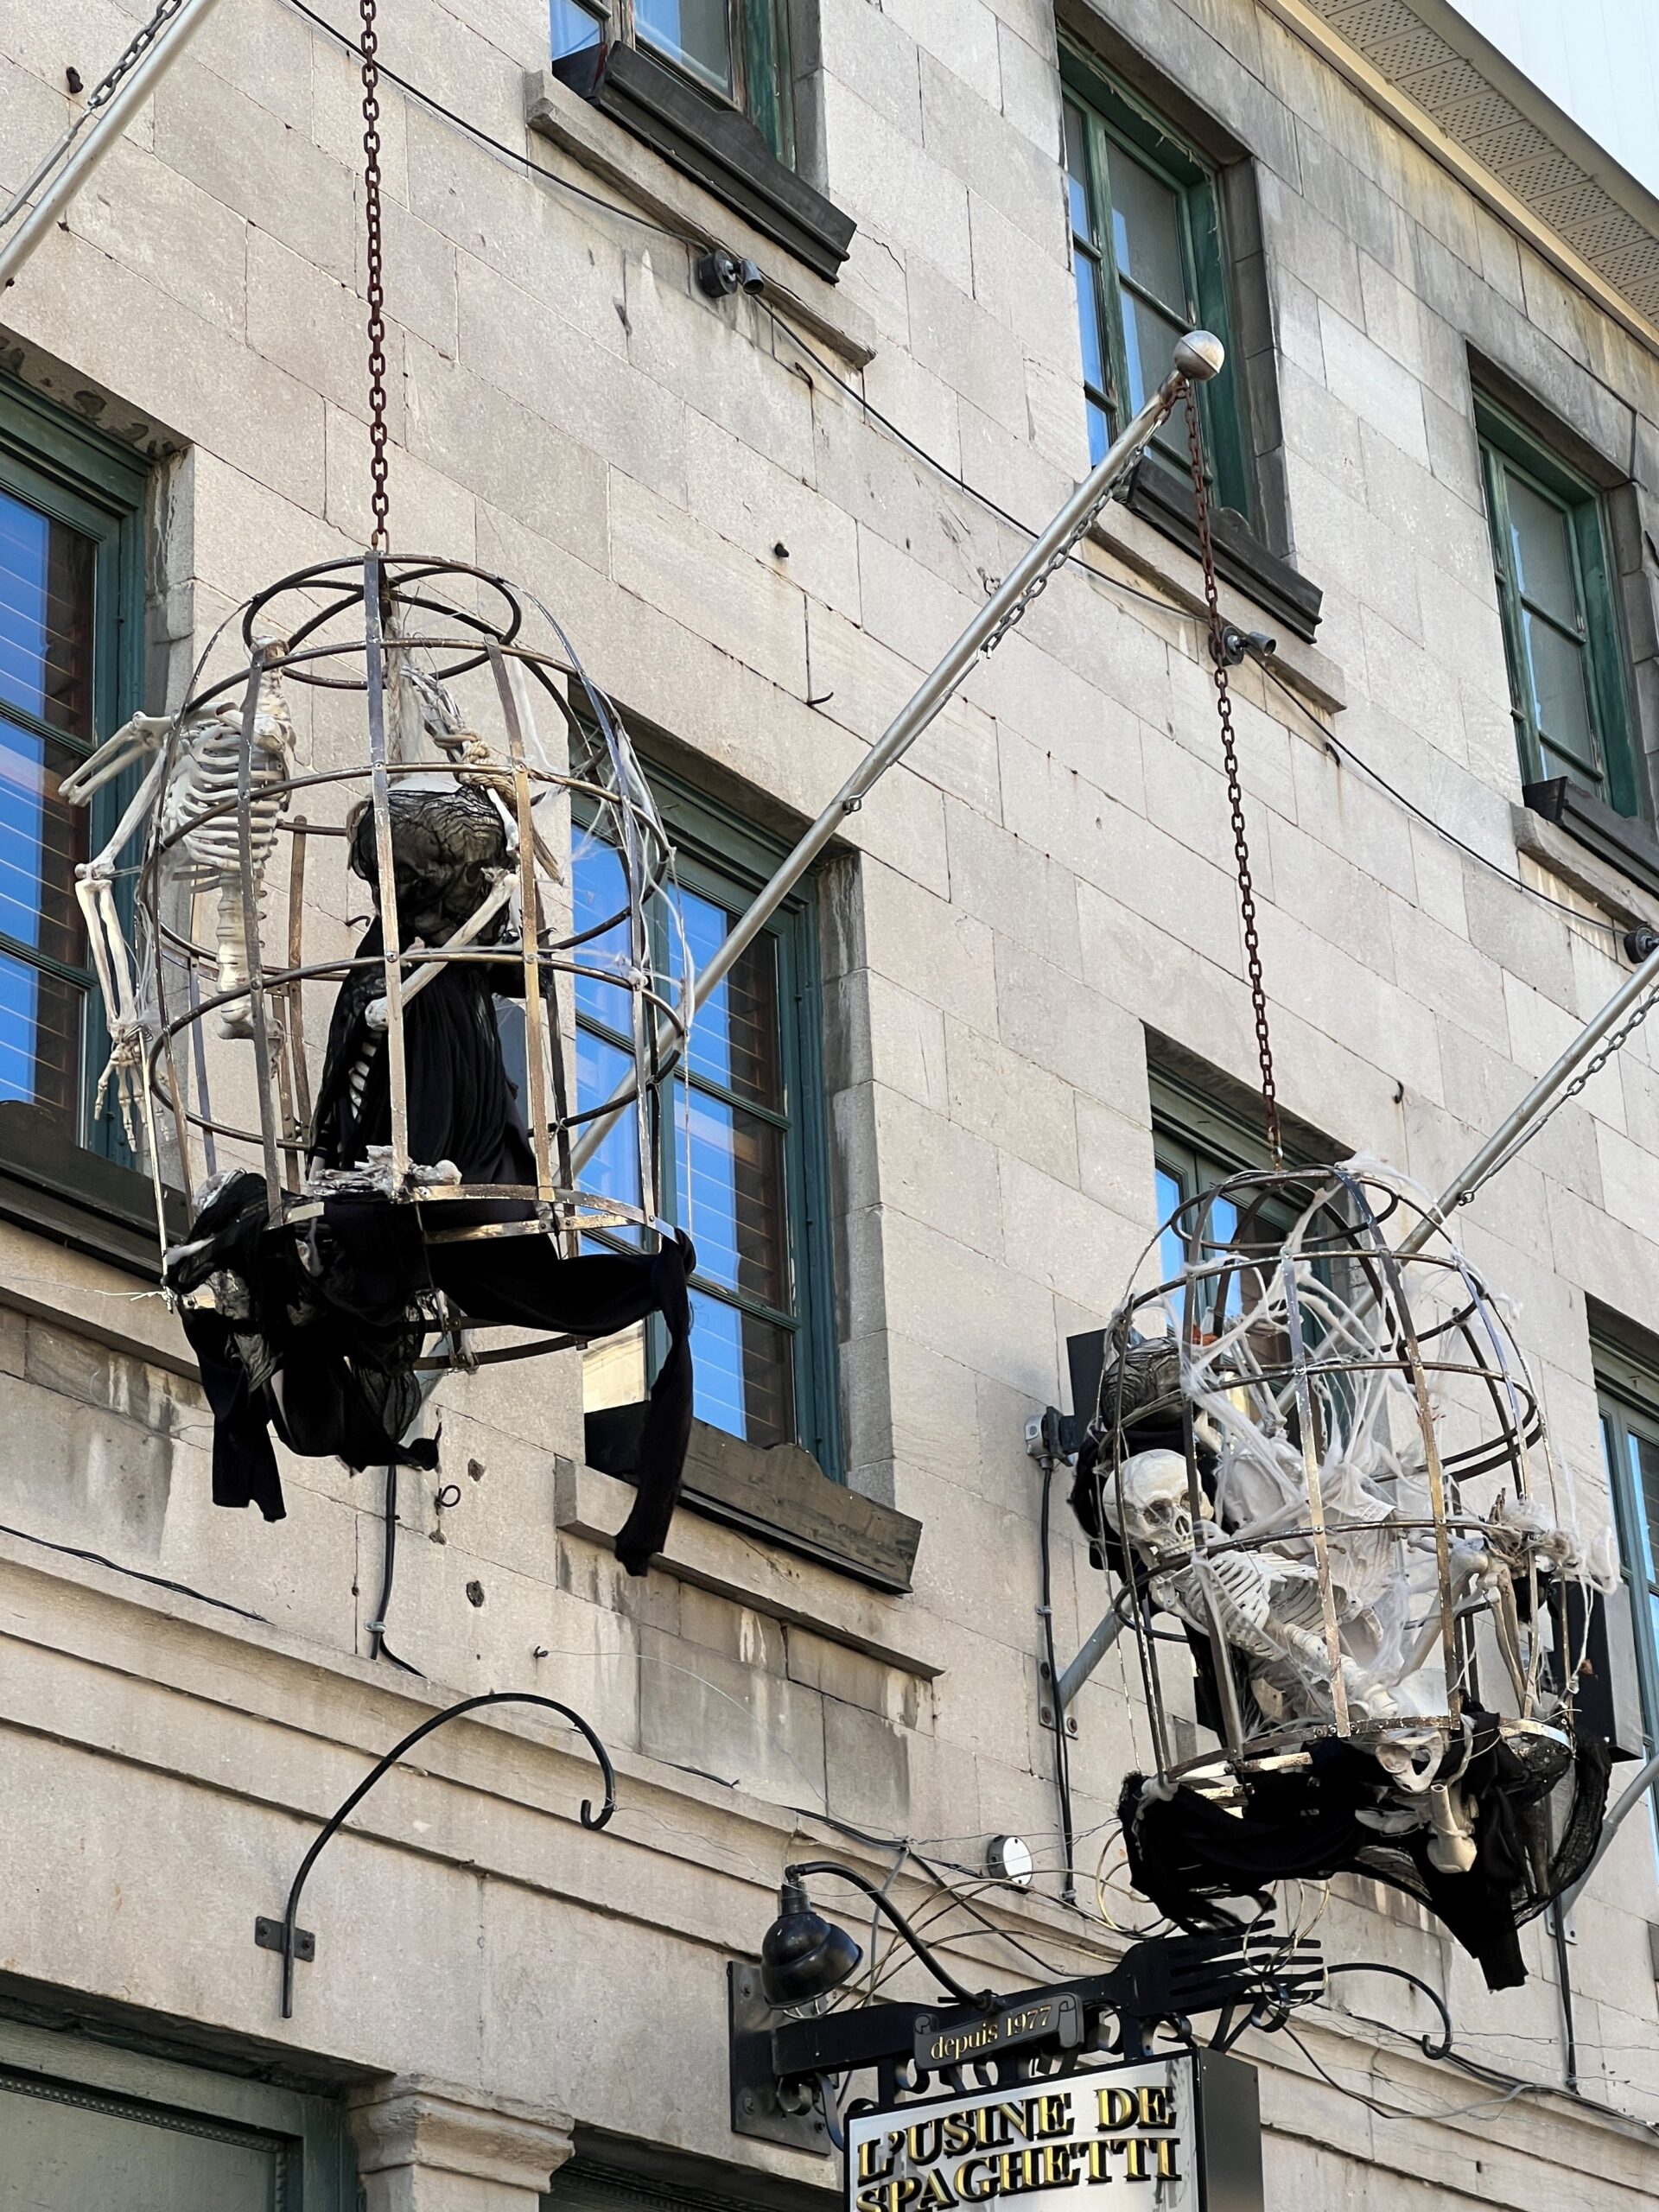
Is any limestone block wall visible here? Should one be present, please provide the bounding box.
[1,0,1659,2203]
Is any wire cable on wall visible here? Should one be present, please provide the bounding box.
[276,0,1639,972]
[0,1518,268,1620]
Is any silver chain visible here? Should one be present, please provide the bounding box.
[1465,981,1659,1203]
[86,0,191,111]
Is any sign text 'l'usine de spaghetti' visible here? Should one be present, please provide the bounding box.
[848,2064,1198,2212]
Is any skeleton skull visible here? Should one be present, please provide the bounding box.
[1101,1448,1209,1558]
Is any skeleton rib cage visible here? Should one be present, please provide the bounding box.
[61,555,690,1357]
[1085,1160,1614,1815]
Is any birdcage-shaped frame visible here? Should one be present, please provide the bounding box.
[1089,1160,1582,1799]
[75,553,685,1344]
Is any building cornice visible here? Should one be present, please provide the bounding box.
[1259,0,1659,359]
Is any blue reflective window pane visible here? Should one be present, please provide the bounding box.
[0,943,81,1122]
[672,1077,787,1306]
[1156,1165,1185,1294]
[0,490,93,737]
[572,830,634,1034]
[689,1284,793,1446]
[0,715,86,964]
[1086,403,1109,467]
[667,882,782,1108]
[550,0,603,59]
[1205,1193,1241,1322]
[575,1026,643,1240]
[635,0,734,97]
[1630,1430,1659,1592]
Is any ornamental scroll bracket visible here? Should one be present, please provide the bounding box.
[254,1689,615,2018]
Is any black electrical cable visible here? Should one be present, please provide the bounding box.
[1323,1961,1453,2061]
[788,1808,1083,1976]
[366,1463,422,1674]
[785,1858,995,2010]
[0,1518,268,1621]
[1251,652,1629,946]
[1038,1451,1078,1908]
[277,0,1636,971]
[283,0,705,250]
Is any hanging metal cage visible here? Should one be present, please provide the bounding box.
[1081,1160,1616,1827]
[63,553,683,1288]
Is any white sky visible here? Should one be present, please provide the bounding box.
[1452,0,1659,200]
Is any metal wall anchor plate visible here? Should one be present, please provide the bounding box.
[253,1918,315,1961]
[728,1962,830,2154]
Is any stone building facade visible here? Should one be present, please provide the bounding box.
[3,0,1659,2206]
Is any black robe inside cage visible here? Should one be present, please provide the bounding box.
[171,925,693,1576]
[1119,1719,1612,1992]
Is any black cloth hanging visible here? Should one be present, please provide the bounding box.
[170,925,696,1574]
[1119,1720,1612,1991]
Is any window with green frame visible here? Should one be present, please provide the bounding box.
[550,0,797,166]
[0,377,145,1158]
[1476,395,1641,817]
[567,771,839,1471]
[1596,1343,1659,1854]
[1149,1062,1336,1328]
[1061,46,1249,512]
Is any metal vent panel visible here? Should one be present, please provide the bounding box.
[1324,0,1428,46]
[1360,23,1459,78]
[1305,0,1659,327]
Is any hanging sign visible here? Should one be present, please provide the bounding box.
[848,2060,1198,2212]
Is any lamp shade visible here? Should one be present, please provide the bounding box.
[760,1879,862,2005]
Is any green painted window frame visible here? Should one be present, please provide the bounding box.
[550,0,796,164]
[1475,393,1640,818]
[0,2012,354,2209]
[1151,1075,1284,1300]
[0,373,147,1161]
[575,768,842,1476]
[1594,1340,1659,1854]
[1059,44,1250,518]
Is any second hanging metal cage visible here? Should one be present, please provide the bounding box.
[1082,1159,1605,1801]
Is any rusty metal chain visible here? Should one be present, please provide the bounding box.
[1184,386,1283,1166]
[85,0,190,111]
[979,407,1173,658]
[359,0,391,551]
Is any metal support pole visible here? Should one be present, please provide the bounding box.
[1402,935,1659,1257]
[572,330,1225,1175]
[1562,1747,1659,1912]
[0,0,226,292]
[1053,1604,1127,1714]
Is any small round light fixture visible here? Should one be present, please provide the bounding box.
[984,1834,1034,1891]
[760,1878,863,2004]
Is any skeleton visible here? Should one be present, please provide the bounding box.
[1103,1448,1395,1726]
[60,639,295,1142]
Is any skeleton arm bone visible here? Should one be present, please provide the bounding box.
[59,712,174,809]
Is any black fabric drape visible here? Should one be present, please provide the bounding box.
[1120,1720,1612,1991]
[170,927,697,1574]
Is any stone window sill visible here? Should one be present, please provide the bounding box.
[524,63,870,365]
[583,1404,921,1595]
[0,1103,183,1281]
[1521,778,1659,915]
[1121,454,1323,645]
